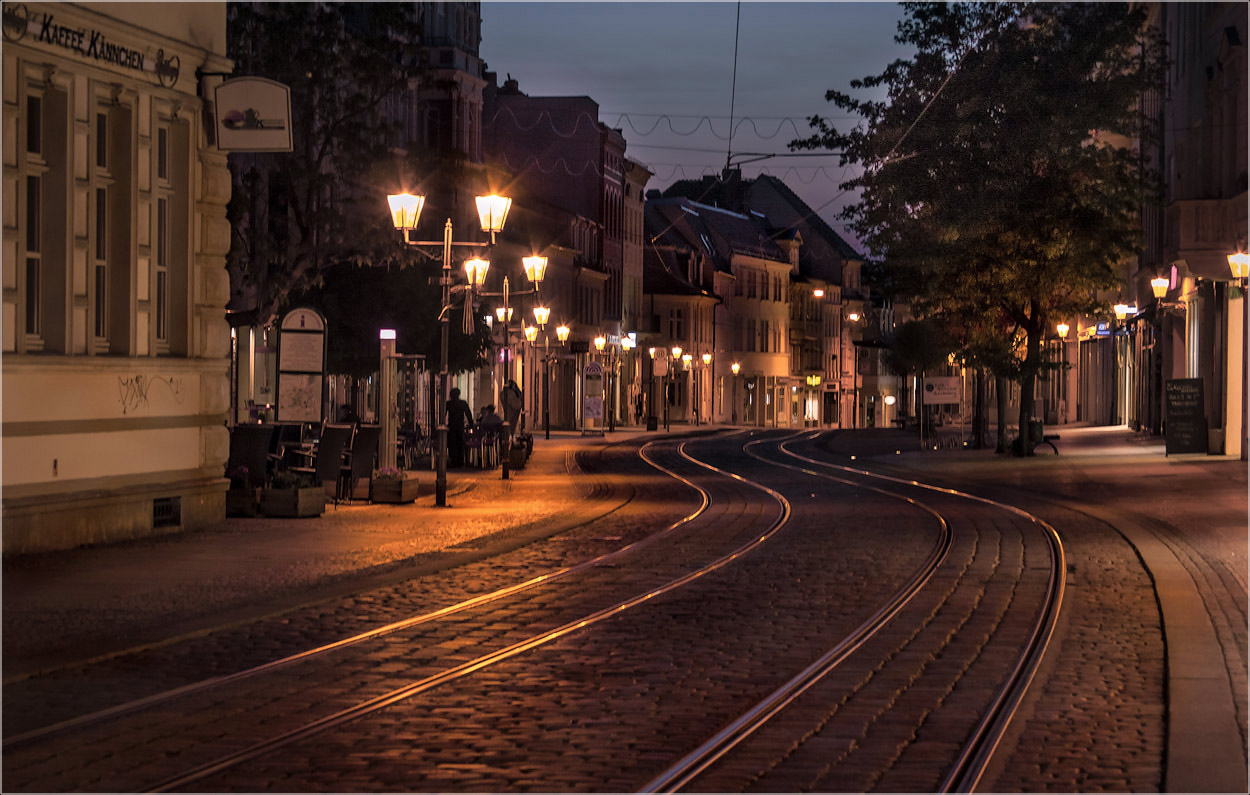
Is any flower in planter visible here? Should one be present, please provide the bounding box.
[227,465,250,489]
[270,469,315,489]
[372,467,404,481]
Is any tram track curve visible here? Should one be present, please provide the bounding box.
[644,430,1065,793]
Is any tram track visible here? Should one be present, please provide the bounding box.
[4,429,1068,793]
[4,434,794,792]
[3,437,703,743]
[644,430,1065,793]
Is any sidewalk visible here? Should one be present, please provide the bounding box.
[2,430,643,680]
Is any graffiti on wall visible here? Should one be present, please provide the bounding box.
[118,375,185,414]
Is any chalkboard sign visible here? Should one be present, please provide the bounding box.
[1165,378,1207,455]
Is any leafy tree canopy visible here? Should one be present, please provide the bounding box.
[225,2,424,326]
[794,2,1166,448]
[290,262,494,379]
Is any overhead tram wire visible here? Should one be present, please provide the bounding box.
[726,0,741,172]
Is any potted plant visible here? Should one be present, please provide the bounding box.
[225,465,261,517]
[508,439,528,470]
[261,469,325,517]
[370,467,421,504]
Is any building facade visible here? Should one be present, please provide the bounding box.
[3,2,233,552]
[1100,2,1248,456]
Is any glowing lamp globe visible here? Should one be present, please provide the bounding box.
[523,255,548,284]
[464,258,490,288]
[1229,252,1250,280]
[386,193,425,231]
[475,194,512,233]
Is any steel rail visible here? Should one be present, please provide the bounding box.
[143,435,792,793]
[4,437,703,749]
[775,433,1067,793]
[639,432,954,793]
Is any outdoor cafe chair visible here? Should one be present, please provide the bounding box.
[340,424,381,503]
[289,423,353,506]
[227,424,275,488]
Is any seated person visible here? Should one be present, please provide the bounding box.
[477,404,504,432]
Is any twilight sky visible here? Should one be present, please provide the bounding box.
[478,1,912,252]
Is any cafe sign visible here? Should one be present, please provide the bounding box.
[3,4,180,87]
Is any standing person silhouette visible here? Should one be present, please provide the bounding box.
[445,387,473,468]
[500,379,524,436]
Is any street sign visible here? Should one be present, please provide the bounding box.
[922,376,960,405]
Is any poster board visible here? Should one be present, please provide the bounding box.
[1165,378,1207,455]
[583,361,604,434]
[276,307,326,424]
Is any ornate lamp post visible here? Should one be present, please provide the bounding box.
[731,361,740,424]
[655,347,665,432]
[621,335,636,427]
[387,191,510,507]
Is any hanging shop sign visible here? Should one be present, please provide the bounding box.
[1164,378,1207,455]
[276,307,326,424]
[3,5,181,87]
[214,77,293,152]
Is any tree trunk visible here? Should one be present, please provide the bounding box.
[973,366,988,449]
[1016,325,1043,457]
[996,375,1011,453]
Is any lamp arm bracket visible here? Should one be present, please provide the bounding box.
[403,239,491,249]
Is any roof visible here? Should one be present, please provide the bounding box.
[642,246,711,297]
[661,172,863,275]
[644,196,788,274]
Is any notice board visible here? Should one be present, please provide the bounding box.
[1165,378,1207,455]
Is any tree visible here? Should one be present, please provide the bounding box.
[225,3,424,327]
[290,263,492,379]
[795,2,1166,454]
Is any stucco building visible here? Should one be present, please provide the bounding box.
[3,2,233,552]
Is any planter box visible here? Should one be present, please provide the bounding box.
[508,447,528,470]
[226,487,261,517]
[260,487,325,518]
[371,474,421,504]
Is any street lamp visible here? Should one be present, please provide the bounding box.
[701,352,712,424]
[731,361,740,425]
[388,190,510,508]
[1228,252,1250,280]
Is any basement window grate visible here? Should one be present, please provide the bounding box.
[153,496,181,528]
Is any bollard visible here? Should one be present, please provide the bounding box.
[501,421,510,480]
